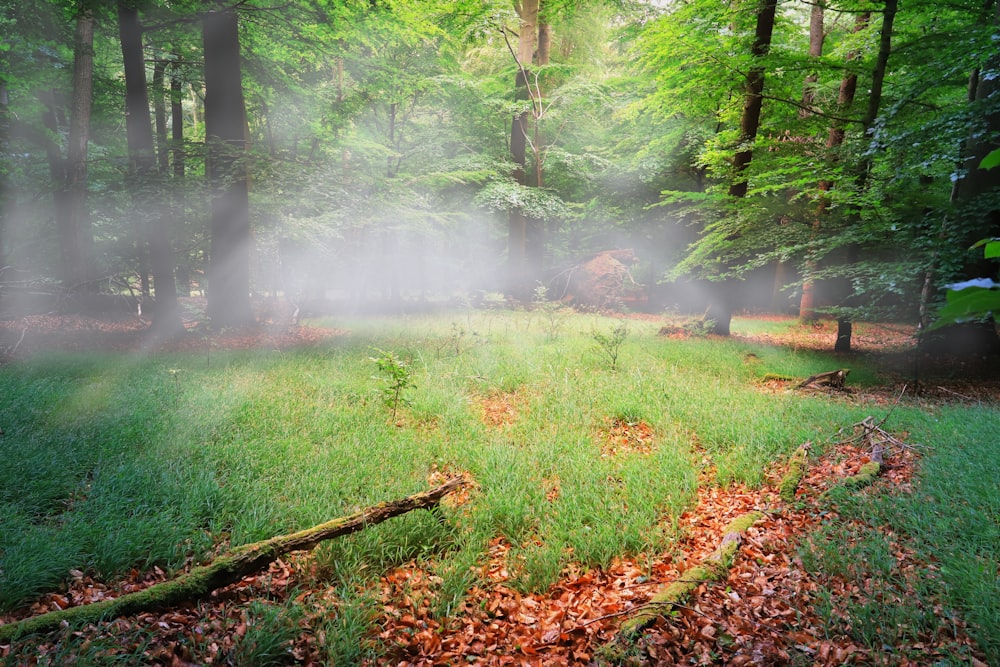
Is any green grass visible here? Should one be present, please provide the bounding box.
[1,309,997,663]
[800,405,1000,663]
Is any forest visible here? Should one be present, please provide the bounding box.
[2,0,999,346]
[2,1,1000,665]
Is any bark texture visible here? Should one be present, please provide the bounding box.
[118,2,181,333]
[204,4,254,327]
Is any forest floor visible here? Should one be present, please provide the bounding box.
[0,302,996,665]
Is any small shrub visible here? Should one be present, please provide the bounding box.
[532,282,570,340]
[370,348,415,419]
[591,320,629,370]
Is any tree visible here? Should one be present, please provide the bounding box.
[832,0,897,352]
[507,0,540,297]
[798,9,868,323]
[118,0,182,333]
[705,0,778,336]
[58,1,97,290]
[203,1,254,327]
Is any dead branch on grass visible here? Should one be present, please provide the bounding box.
[0,478,465,642]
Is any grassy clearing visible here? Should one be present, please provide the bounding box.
[1,310,996,662]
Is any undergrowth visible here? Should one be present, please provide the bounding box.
[0,310,995,663]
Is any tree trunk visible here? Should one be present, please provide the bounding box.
[508,0,538,299]
[774,1,823,314]
[118,3,182,334]
[152,61,170,174]
[835,0,897,353]
[798,1,824,116]
[710,0,777,336]
[800,12,867,323]
[170,72,191,296]
[203,3,254,327]
[62,5,97,290]
[0,478,465,643]
[0,83,11,271]
[727,0,778,199]
[524,14,550,287]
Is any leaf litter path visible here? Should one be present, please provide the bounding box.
[0,312,994,664]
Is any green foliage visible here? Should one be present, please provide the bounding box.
[590,319,628,370]
[928,238,1000,331]
[370,347,416,419]
[532,282,570,340]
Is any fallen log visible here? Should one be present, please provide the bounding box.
[0,477,465,642]
[796,368,850,390]
[617,511,763,637]
[778,443,811,502]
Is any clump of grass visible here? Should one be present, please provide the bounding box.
[230,599,304,666]
[315,583,380,664]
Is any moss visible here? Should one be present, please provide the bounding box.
[841,461,881,489]
[0,479,463,642]
[779,445,810,502]
[617,510,762,637]
[723,511,763,536]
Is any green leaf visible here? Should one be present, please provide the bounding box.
[979,148,1000,171]
[928,287,1000,330]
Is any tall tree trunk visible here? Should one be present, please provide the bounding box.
[0,82,11,272]
[834,0,897,353]
[727,0,778,199]
[798,1,824,116]
[768,1,824,314]
[170,71,191,296]
[508,0,538,299]
[118,2,182,333]
[524,15,550,285]
[799,11,867,322]
[203,3,254,327]
[64,5,97,289]
[709,0,778,335]
[152,61,170,174]
[788,1,825,318]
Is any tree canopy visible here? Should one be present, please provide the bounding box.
[3,0,1000,348]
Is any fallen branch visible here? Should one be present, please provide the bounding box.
[0,477,465,642]
[616,511,763,637]
[796,368,850,390]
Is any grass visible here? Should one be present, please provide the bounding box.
[799,405,1000,662]
[0,309,997,663]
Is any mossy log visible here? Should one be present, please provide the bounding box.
[0,477,465,642]
[618,511,763,637]
[778,443,811,502]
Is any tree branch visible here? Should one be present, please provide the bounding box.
[0,478,465,642]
